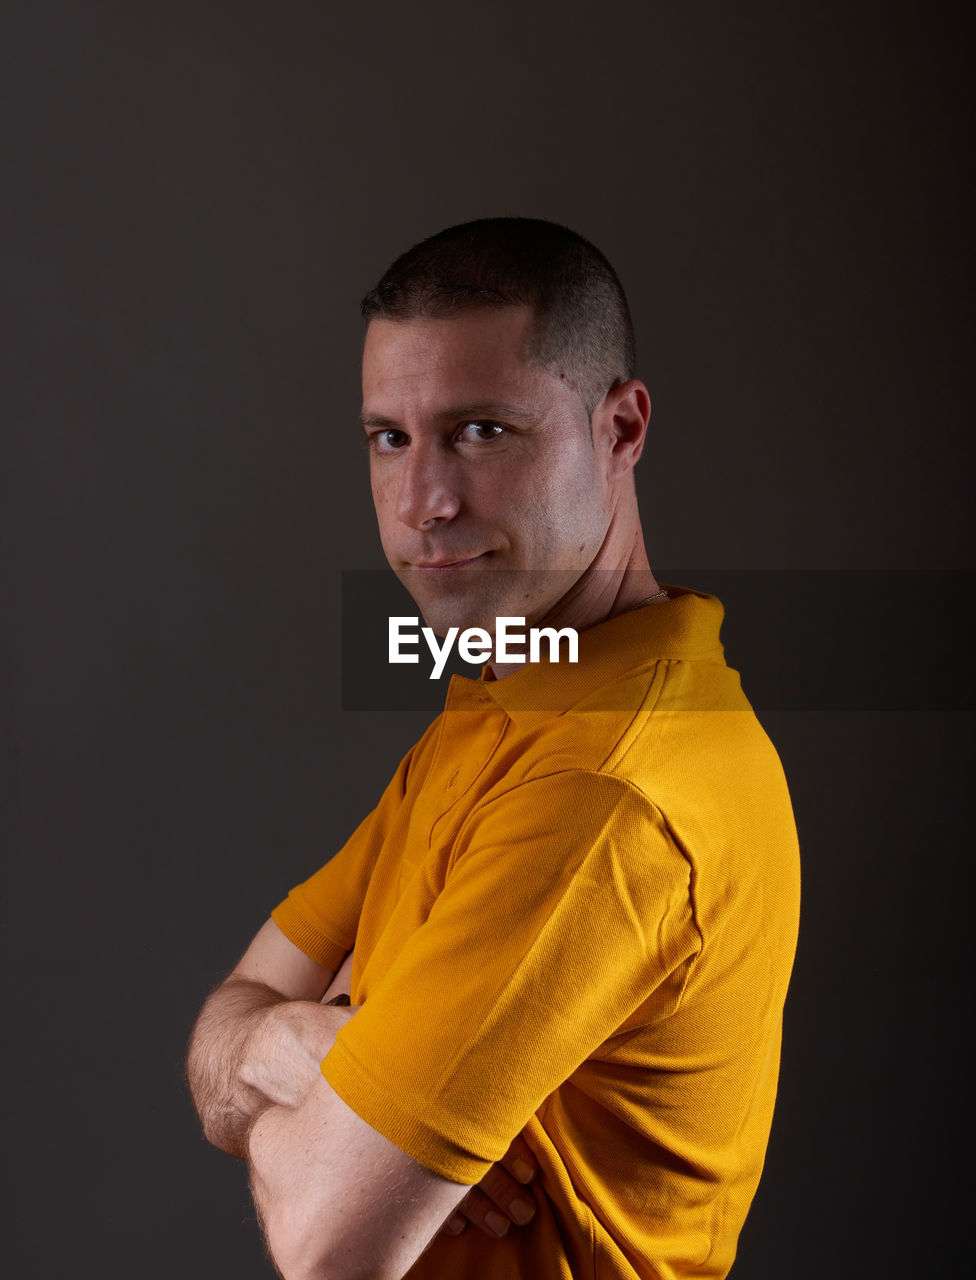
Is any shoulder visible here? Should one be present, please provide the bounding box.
[454,766,690,888]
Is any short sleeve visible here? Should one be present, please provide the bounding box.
[271,740,420,971]
[321,769,700,1183]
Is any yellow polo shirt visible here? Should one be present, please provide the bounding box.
[271,586,800,1279]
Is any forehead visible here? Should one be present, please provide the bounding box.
[361,307,552,412]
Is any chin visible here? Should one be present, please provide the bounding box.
[415,598,499,639]
[396,565,570,637]
[399,581,503,639]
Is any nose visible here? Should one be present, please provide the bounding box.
[394,441,462,530]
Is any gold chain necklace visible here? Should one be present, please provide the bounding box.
[628,587,670,611]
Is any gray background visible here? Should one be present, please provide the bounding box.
[3,1,970,1275]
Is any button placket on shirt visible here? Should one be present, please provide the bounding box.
[397,684,507,891]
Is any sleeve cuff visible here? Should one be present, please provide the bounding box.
[322,1037,495,1185]
[271,896,351,972]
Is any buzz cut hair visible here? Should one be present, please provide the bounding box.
[360,217,636,417]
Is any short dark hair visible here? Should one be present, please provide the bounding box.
[360,217,636,416]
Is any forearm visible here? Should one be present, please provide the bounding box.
[186,976,289,1157]
[250,1100,358,1280]
[248,1085,465,1280]
[249,1101,317,1275]
[187,974,356,1159]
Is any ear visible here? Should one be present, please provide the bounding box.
[593,379,651,476]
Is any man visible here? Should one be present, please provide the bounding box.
[186,217,800,1279]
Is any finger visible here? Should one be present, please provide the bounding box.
[498,1133,538,1185]
[458,1177,527,1239]
[478,1161,536,1221]
[440,1212,468,1237]
[457,1187,522,1237]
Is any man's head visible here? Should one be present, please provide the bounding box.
[361,217,636,419]
[360,218,653,640]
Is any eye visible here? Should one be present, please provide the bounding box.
[457,421,504,444]
[369,428,409,453]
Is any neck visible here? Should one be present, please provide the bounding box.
[488,526,664,680]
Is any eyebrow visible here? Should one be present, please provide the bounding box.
[360,402,530,430]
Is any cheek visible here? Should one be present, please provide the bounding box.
[370,489,400,555]
[369,471,394,519]
[520,456,605,538]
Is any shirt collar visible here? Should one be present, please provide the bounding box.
[446,584,726,727]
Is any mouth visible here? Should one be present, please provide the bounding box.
[408,553,491,574]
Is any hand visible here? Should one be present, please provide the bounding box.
[439,1134,539,1239]
[241,998,358,1112]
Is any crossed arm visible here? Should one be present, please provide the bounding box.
[186,920,539,1279]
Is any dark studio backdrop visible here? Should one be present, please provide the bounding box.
[3,1,971,1276]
